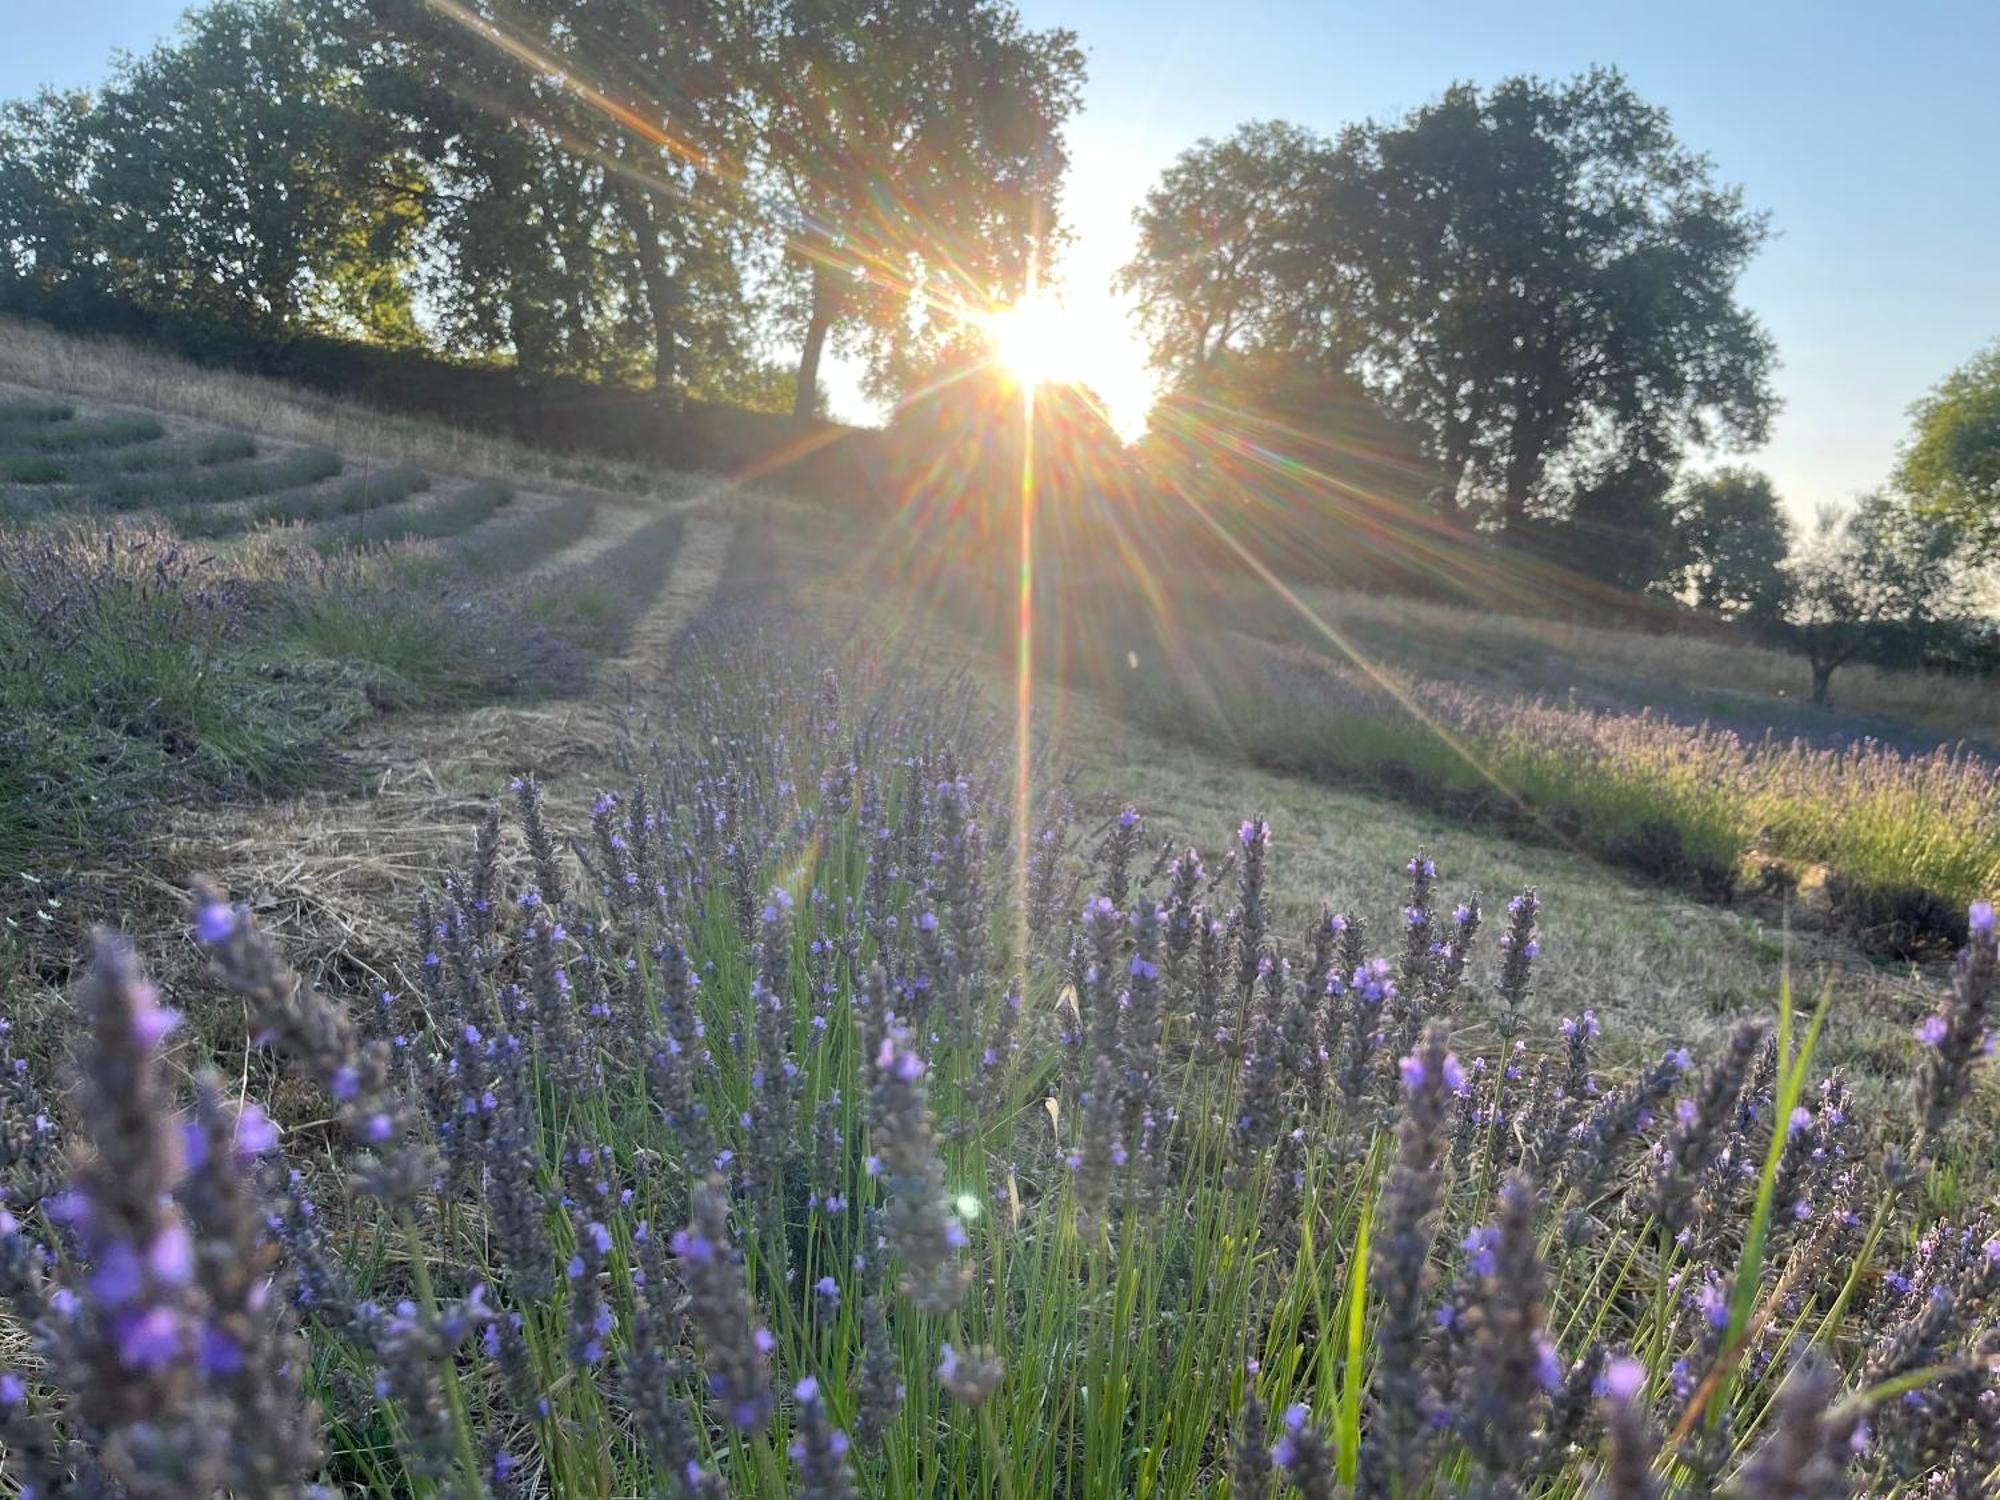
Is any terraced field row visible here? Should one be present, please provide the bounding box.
[0,384,703,914]
[0,389,687,602]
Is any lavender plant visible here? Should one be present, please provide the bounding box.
[2,614,1997,1497]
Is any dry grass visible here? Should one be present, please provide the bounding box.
[139,513,738,1001]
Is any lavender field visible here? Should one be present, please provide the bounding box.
[4,577,1997,1495]
[1,0,1997,1478]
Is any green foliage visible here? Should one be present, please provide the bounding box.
[311,478,513,550]
[1121,70,1777,536]
[0,396,74,423]
[451,495,598,577]
[1896,339,2000,562]
[764,0,1087,411]
[1783,491,1974,704]
[0,0,426,335]
[527,511,686,654]
[0,515,593,910]
[1657,467,1795,620]
[0,414,163,452]
[0,526,361,883]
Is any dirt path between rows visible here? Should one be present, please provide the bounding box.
[140,511,737,998]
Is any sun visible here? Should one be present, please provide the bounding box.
[981,294,1083,389]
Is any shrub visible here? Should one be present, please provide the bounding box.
[0,524,359,882]
[452,494,598,577]
[0,396,75,424]
[0,454,65,484]
[275,549,589,707]
[310,478,514,551]
[123,448,346,521]
[0,413,163,451]
[4,614,1997,1498]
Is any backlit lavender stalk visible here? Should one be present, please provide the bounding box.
[1229,973,1288,1189]
[0,1021,62,1207]
[178,1075,320,1494]
[513,772,569,910]
[1098,806,1145,910]
[1230,1391,1274,1500]
[1235,818,1273,997]
[1162,847,1206,983]
[57,933,200,1493]
[526,908,593,1098]
[1914,901,1998,1154]
[1396,852,1437,1001]
[1498,889,1541,1016]
[789,1375,857,1499]
[1191,914,1225,1049]
[865,1029,971,1312]
[1272,1402,1337,1500]
[1452,1174,1560,1484]
[1593,1358,1660,1500]
[673,1176,773,1432]
[855,1287,906,1441]
[192,882,430,1203]
[1121,901,1167,1142]
[564,1215,616,1368]
[1551,1046,1693,1203]
[1363,1025,1460,1497]
[359,1287,490,1481]
[1072,1054,1123,1237]
[473,1029,557,1299]
[1429,894,1481,1009]
[746,889,802,1244]
[1647,1021,1765,1242]
[620,1228,709,1495]
[1725,1355,1858,1497]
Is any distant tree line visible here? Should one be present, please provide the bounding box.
[0,0,1085,417]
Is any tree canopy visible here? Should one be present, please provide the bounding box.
[0,0,1083,411]
[1896,340,2000,564]
[1120,69,1779,542]
[1656,468,1794,621]
[1784,492,1972,704]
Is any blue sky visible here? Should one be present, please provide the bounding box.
[9,1,1999,520]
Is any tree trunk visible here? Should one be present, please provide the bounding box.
[793,264,834,421]
[614,181,682,390]
[1810,660,1835,706]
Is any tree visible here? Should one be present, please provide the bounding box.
[0,2,425,338]
[1896,340,2000,564]
[1119,69,1778,539]
[761,0,1086,416]
[0,91,105,312]
[1784,492,1968,706]
[348,0,762,386]
[1116,122,1329,384]
[1656,468,1794,620]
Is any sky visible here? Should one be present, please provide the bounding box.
[8,1,1999,522]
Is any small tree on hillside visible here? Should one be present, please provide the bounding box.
[1657,467,1794,620]
[1784,492,1968,706]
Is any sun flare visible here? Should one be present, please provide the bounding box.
[981,294,1083,389]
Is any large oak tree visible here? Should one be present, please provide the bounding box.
[1121,70,1778,538]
